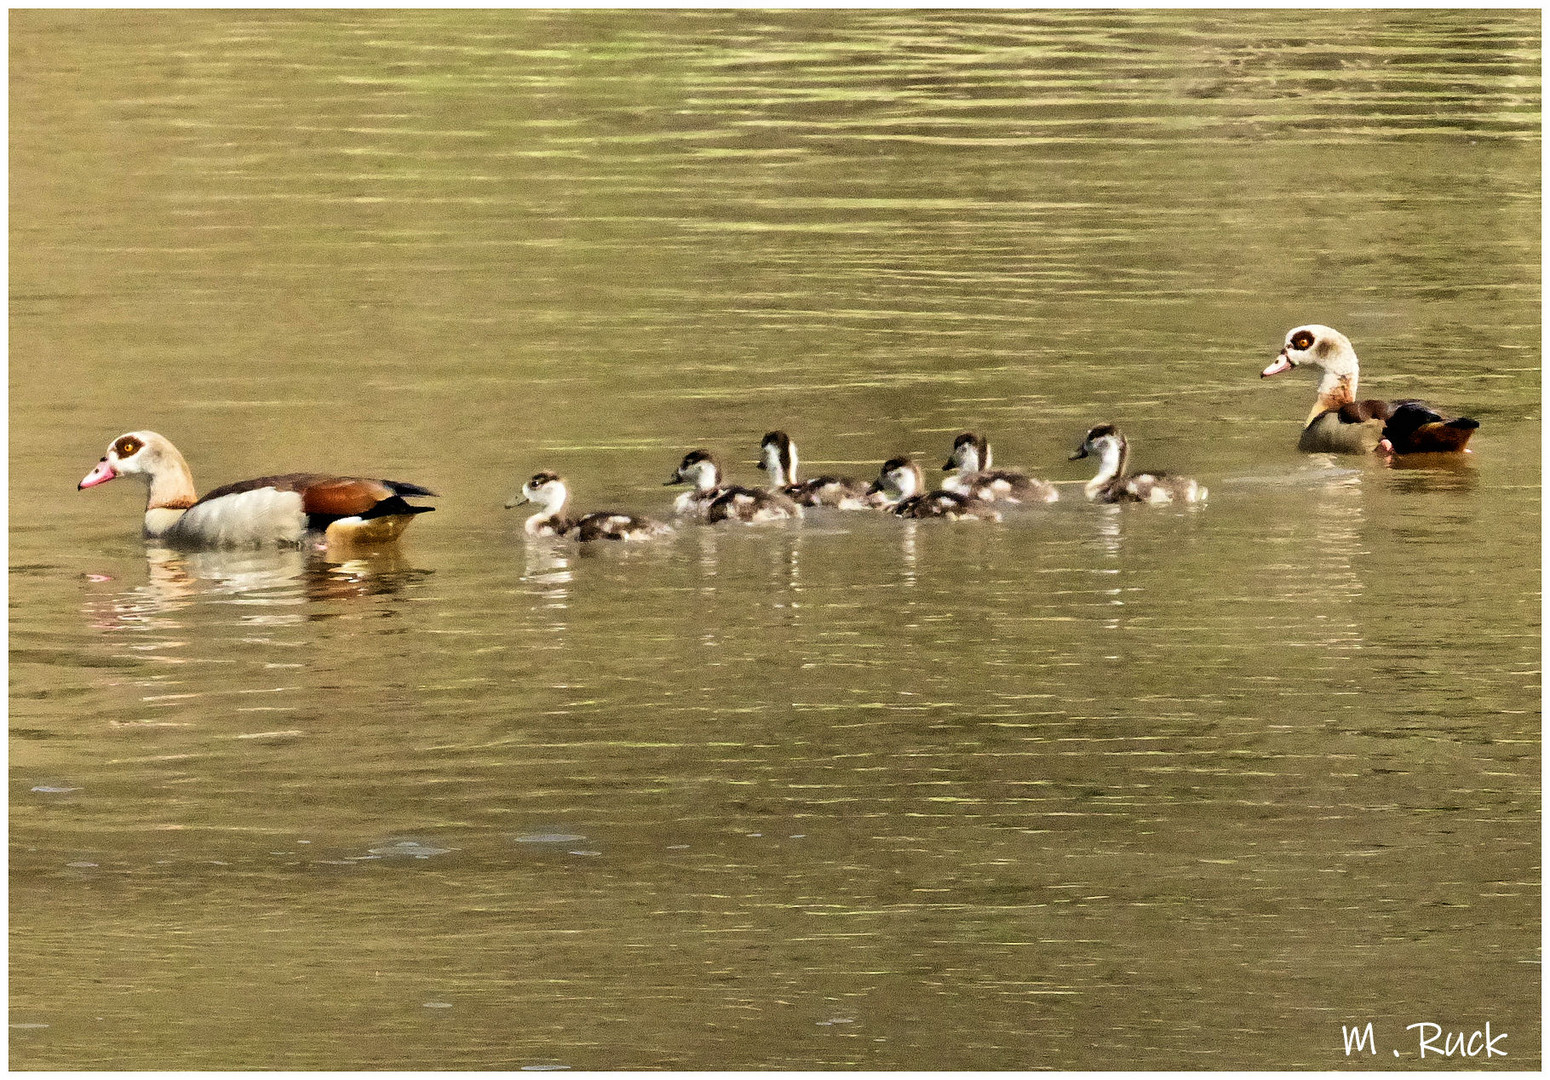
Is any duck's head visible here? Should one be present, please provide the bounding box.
[667,449,721,491]
[79,431,181,490]
[758,431,795,483]
[1262,324,1358,379]
[944,431,989,473]
[1071,423,1126,461]
[506,470,569,512]
[867,456,924,501]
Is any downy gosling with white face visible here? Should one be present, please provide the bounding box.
[941,431,1058,504]
[506,471,670,541]
[757,430,871,509]
[867,456,1001,520]
[666,449,802,523]
[1070,425,1205,505]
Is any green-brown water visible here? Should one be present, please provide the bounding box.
[10,9,1539,1070]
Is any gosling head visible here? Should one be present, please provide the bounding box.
[667,449,722,492]
[867,456,924,502]
[943,431,989,473]
[758,431,796,487]
[1071,423,1126,461]
[506,470,569,512]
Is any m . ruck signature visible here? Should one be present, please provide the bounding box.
[1342,1021,1507,1060]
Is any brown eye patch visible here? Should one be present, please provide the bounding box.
[113,436,143,457]
[1291,330,1315,351]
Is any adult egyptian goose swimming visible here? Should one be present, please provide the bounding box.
[1260,324,1479,454]
[941,432,1058,504]
[78,431,436,547]
[506,471,671,541]
[757,431,871,509]
[1070,425,1206,504]
[867,457,1001,520]
[665,449,802,524]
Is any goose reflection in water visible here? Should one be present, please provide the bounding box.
[896,518,919,594]
[1089,509,1126,635]
[772,529,803,616]
[1093,504,1125,561]
[521,536,574,613]
[81,544,431,631]
[1382,451,1480,495]
[1299,472,1375,681]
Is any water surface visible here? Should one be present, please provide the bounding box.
[10,9,1540,1070]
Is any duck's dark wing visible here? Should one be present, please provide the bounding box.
[1381,401,1479,453]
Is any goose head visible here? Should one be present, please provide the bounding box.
[757,431,796,487]
[506,470,570,514]
[667,449,722,492]
[80,431,182,490]
[79,430,198,513]
[1262,324,1360,380]
[943,431,991,473]
[1071,424,1130,497]
[1070,423,1127,462]
[867,456,925,502]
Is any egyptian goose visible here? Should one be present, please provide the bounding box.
[757,431,871,509]
[505,471,671,541]
[665,449,802,523]
[1261,324,1479,454]
[1070,425,1206,504]
[78,431,436,547]
[941,432,1058,504]
[866,457,1001,520]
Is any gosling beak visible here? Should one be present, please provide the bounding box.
[1069,446,1089,461]
[504,492,531,509]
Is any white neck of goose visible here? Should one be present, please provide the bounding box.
[882,461,925,501]
[147,464,197,511]
[760,440,795,487]
[523,480,570,531]
[111,434,198,515]
[1311,367,1359,424]
[1295,331,1363,424]
[1083,436,1128,497]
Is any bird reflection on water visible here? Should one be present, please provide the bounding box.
[1381,450,1480,495]
[80,544,433,633]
